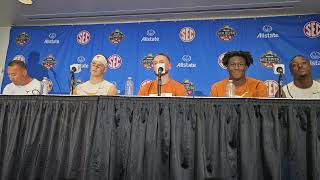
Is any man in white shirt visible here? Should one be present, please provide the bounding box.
[73,54,118,96]
[280,55,320,98]
[2,60,41,95]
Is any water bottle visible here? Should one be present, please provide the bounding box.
[125,77,134,96]
[41,77,49,95]
[226,80,235,97]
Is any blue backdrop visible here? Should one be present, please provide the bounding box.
[2,14,320,96]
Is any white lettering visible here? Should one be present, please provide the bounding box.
[257,33,279,39]
[141,37,160,42]
[176,63,197,68]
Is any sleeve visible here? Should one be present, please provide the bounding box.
[2,85,9,95]
[175,83,187,96]
[138,82,151,96]
[256,81,268,97]
[210,84,218,97]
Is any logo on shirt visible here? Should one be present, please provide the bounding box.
[310,51,320,66]
[182,79,195,96]
[259,51,280,68]
[217,25,236,41]
[304,21,320,38]
[16,32,30,45]
[140,79,153,88]
[176,55,196,68]
[42,54,56,69]
[179,27,196,42]
[12,55,25,63]
[109,29,125,44]
[108,54,122,69]
[77,30,91,45]
[141,29,160,42]
[257,25,280,39]
[141,53,154,70]
[44,33,60,44]
[218,52,227,69]
[264,80,279,98]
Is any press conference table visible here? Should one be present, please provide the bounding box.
[0,95,319,180]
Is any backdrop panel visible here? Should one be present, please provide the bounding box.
[1,14,320,95]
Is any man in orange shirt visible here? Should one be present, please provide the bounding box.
[210,51,268,97]
[138,53,187,96]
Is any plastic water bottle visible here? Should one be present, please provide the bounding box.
[41,77,49,95]
[226,80,235,97]
[125,77,134,96]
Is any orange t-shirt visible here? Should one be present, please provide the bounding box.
[210,77,268,97]
[138,79,187,96]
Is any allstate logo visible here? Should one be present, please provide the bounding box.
[77,56,86,63]
[49,33,57,39]
[177,55,196,68]
[141,30,159,42]
[44,33,60,44]
[147,29,156,36]
[182,55,192,62]
[262,25,272,32]
[257,25,279,39]
[310,51,320,59]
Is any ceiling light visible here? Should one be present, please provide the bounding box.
[19,0,33,5]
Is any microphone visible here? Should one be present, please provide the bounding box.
[70,64,82,73]
[156,63,165,75]
[273,64,285,75]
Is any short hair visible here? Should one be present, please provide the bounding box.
[8,60,27,69]
[153,53,171,62]
[222,51,253,67]
[289,55,310,72]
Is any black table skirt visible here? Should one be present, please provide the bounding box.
[0,96,319,180]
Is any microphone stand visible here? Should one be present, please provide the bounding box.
[70,68,76,95]
[157,69,163,96]
[277,72,284,98]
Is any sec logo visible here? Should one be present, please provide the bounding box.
[179,27,195,42]
[108,54,122,69]
[264,80,279,97]
[77,30,91,45]
[304,21,320,38]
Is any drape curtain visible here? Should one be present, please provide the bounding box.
[0,96,319,180]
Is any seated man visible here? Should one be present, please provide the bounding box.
[73,54,118,96]
[138,53,187,96]
[278,55,320,98]
[210,51,268,97]
[2,60,41,95]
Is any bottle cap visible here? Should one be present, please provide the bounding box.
[128,77,132,80]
